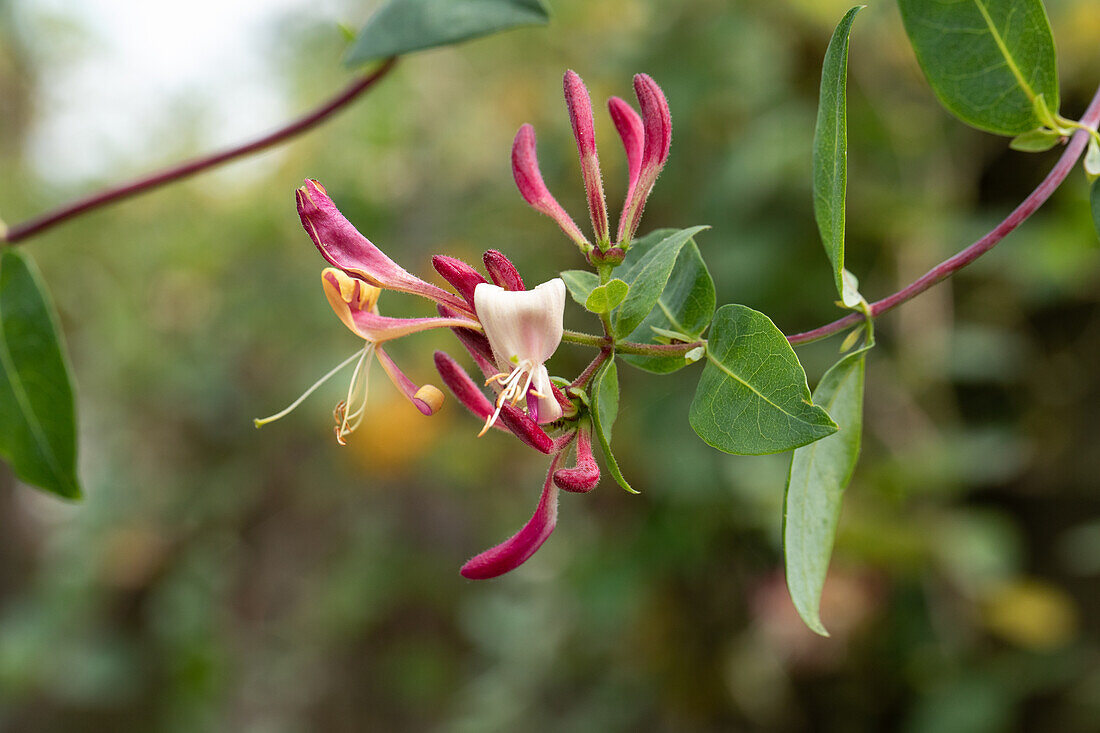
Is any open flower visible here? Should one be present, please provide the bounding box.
[475,278,566,432]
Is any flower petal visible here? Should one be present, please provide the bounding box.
[460,453,562,580]
[297,179,470,312]
[348,310,480,342]
[474,279,566,371]
[564,70,609,246]
[376,346,444,415]
[322,268,381,336]
[530,365,562,424]
[482,250,525,291]
[553,425,600,493]
[511,124,590,248]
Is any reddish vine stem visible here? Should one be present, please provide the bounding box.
[570,347,612,390]
[786,83,1100,346]
[1,58,399,244]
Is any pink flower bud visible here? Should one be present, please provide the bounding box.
[431,255,486,308]
[433,350,501,427]
[608,96,644,242]
[461,453,561,579]
[511,124,590,248]
[482,249,525,291]
[620,74,672,243]
[553,427,600,493]
[564,70,610,247]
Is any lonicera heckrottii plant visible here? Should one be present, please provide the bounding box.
[3,0,1100,634]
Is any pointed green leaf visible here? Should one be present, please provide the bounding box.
[1091,179,1100,242]
[0,251,80,499]
[898,0,1060,136]
[620,230,715,374]
[613,226,709,338]
[783,339,873,636]
[689,305,837,455]
[585,278,629,314]
[590,356,636,494]
[561,270,599,307]
[813,5,863,301]
[345,0,550,66]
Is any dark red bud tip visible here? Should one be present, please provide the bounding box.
[634,73,672,170]
[564,69,610,245]
[432,255,486,308]
[553,427,600,493]
[499,405,555,454]
[483,250,525,291]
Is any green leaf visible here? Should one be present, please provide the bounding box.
[561,270,599,307]
[345,0,550,66]
[783,339,873,636]
[620,231,716,374]
[590,356,636,494]
[1091,179,1100,242]
[0,251,80,499]
[689,305,837,455]
[813,5,862,301]
[1009,127,1061,152]
[585,278,629,314]
[898,0,1060,136]
[613,226,709,338]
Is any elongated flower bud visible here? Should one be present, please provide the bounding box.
[564,69,610,247]
[512,124,590,248]
[433,350,501,426]
[483,249,525,291]
[461,453,562,579]
[432,255,486,308]
[608,96,644,243]
[553,426,600,492]
[620,74,672,244]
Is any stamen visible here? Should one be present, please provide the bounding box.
[336,345,376,443]
[254,348,365,428]
[477,359,539,437]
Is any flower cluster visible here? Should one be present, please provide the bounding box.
[259,69,671,579]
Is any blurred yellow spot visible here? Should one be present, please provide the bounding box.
[982,579,1078,649]
[344,392,448,478]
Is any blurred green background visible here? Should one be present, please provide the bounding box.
[3,0,1100,730]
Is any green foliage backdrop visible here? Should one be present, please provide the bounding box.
[2,0,1100,730]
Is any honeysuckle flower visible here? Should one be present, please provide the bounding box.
[474,278,566,433]
[512,70,672,255]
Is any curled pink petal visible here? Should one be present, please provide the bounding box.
[348,310,479,342]
[482,250,525,291]
[608,96,644,243]
[564,70,610,246]
[511,125,590,248]
[461,453,562,580]
[553,425,600,493]
[437,304,497,371]
[621,74,672,243]
[433,350,505,429]
[297,179,470,313]
[376,346,443,415]
[432,255,487,308]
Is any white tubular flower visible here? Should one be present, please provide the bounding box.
[474,278,566,434]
